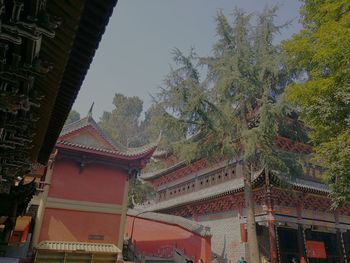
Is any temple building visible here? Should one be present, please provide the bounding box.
[142,137,350,263]
[31,109,158,262]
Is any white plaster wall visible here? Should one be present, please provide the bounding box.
[198,210,246,263]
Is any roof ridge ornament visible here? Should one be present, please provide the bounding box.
[87,102,94,120]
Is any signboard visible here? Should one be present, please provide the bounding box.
[306,240,327,259]
[88,234,104,240]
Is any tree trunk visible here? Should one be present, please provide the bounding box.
[244,163,260,263]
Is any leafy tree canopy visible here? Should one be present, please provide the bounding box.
[156,8,301,175]
[128,177,155,208]
[282,0,350,206]
[99,93,144,147]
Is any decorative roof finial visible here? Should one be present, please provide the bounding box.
[87,102,94,120]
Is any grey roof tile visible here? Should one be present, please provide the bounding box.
[128,209,211,237]
[36,241,121,253]
[58,117,159,158]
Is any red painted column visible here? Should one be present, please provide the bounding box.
[267,187,277,263]
[268,221,277,263]
[238,203,247,243]
[297,194,307,262]
[297,225,306,263]
[335,210,346,263]
[201,236,211,263]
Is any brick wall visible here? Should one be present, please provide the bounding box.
[197,210,245,263]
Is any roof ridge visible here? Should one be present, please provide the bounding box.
[88,117,127,151]
[60,116,126,151]
[56,140,158,159]
[60,117,89,136]
[59,117,160,159]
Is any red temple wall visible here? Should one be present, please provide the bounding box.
[49,159,126,205]
[39,208,121,243]
[125,215,211,262]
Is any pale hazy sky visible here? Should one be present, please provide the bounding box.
[73,0,302,119]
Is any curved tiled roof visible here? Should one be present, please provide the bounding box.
[57,140,158,159]
[60,116,125,151]
[141,161,187,180]
[146,169,330,212]
[128,209,211,237]
[271,171,330,194]
[57,116,160,160]
[293,178,329,192]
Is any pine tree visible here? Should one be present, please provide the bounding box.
[155,8,296,263]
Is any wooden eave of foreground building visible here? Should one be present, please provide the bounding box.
[0,180,36,216]
[33,0,118,164]
[0,0,118,217]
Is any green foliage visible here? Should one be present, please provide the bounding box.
[99,93,175,150]
[141,103,183,151]
[128,178,155,208]
[282,0,350,206]
[65,110,80,125]
[155,47,217,161]
[278,116,308,143]
[142,158,167,173]
[99,93,144,147]
[155,8,301,176]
